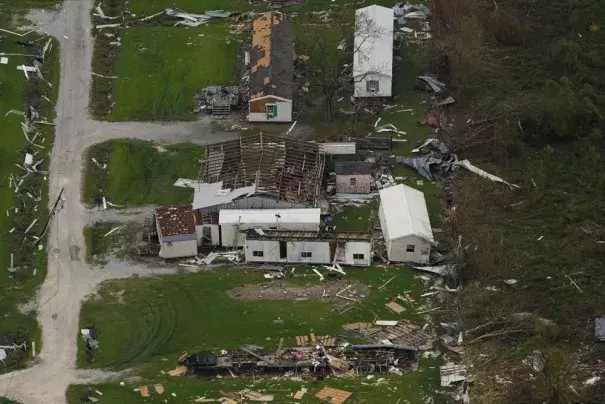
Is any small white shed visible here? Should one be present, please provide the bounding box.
[353,5,394,98]
[378,184,433,263]
[219,208,321,247]
[155,206,198,259]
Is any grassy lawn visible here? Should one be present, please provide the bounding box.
[82,140,204,206]
[77,266,427,369]
[109,24,236,121]
[331,204,375,233]
[0,0,60,371]
[72,266,447,402]
[83,222,145,265]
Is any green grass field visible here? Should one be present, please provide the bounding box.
[109,24,237,121]
[77,267,426,369]
[72,266,447,403]
[0,1,60,371]
[82,140,204,206]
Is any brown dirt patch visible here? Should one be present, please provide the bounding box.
[228,281,370,306]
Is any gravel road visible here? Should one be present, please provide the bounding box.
[0,2,236,402]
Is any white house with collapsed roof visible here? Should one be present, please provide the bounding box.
[353,5,394,98]
[245,230,372,267]
[378,184,434,263]
[220,209,321,247]
[155,206,198,259]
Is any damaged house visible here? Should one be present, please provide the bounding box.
[247,12,294,122]
[378,184,433,263]
[353,5,394,98]
[245,230,372,267]
[220,208,321,247]
[155,206,198,259]
[335,161,372,194]
[194,133,325,214]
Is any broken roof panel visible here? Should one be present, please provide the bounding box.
[249,12,294,100]
[199,133,325,206]
[155,206,196,237]
[219,208,321,225]
[596,318,605,342]
[192,182,256,210]
[379,184,433,242]
[246,230,371,242]
[335,161,372,175]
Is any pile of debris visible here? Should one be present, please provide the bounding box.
[394,2,432,42]
[193,86,243,114]
[398,138,519,188]
[163,9,233,27]
[80,327,100,363]
[169,319,434,380]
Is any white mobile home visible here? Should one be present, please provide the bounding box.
[245,231,372,267]
[219,209,321,247]
[378,184,434,263]
[353,5,394,98]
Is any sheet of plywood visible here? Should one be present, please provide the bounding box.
[293,390,305,399]
[168,365,187,376]
[315,387,352,404]
[138,386,149,397]
[154,384,165,394]
[386,301,406,313]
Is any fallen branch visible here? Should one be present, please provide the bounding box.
[92,72,118,79]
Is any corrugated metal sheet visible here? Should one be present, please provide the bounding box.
[219,208,321,225]
[379,184,433,242]
[318,142,356,155]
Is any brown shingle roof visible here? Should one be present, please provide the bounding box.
[155,206,195,237]
[249,12,293,100]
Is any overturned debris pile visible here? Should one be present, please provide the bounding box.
[398,139,519,188]
[164,9,233,27]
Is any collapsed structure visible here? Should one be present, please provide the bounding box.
[177,320,430,378]
[155,206,198,259]
[247,12,294,122]
[196,133,325,209]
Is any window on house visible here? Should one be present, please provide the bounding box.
[420,248,429,255]
[253,250,264,257]
[366,80,379,92]
[406,245,415,252]
[301,251,312,258]
[266,104,277,118]
[269,225,277,229]
[350,177,357,186]
[353,253,365,260]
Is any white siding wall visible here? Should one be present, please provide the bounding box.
[388,235,431,263]
[379,202,431,263]
[159,239,197,259]
[195,224,221,246]
[354,73,392,98]
[344,241,372,266]
[222,221,319,248]
[248,100,293,122]
[245,239,371,266]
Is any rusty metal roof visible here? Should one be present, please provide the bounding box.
[155,206,195,237]
[249,12,293,100]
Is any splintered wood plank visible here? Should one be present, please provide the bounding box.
[138,386,149,397]
[301,335,308,345]
[293,390,305,399]
[310,332,317,343]
[168,366,187,376]
[386,301,406,314]
[154,384,164,394]
[296,336,302,345]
